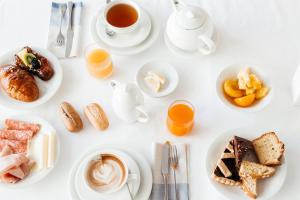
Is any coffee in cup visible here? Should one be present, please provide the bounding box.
[85,154,127,193]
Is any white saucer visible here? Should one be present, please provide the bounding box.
[206,127,287,200]
[136,60,179,98]
[75,149,141,200]
[91,10,160,56]
[69,146,152,200]
[164,30,218,57]
[0,115,60,189]
[96,7,152,48]
[0,47,63,111]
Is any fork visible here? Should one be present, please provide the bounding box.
[56,4,67,46]
[170,145,179,200]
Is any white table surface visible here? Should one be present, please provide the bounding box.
[1,0,300,199]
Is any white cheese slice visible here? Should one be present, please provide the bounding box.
[47,132,56,169]
[28,134,48,172]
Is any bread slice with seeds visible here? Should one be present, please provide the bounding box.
[252,132,285,165]
[239,160,276,179]
[241,176,257,199]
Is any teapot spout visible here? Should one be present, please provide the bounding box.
[110,80,120,89]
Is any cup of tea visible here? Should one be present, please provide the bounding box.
[83,152,136,194]
[103,0,140,34]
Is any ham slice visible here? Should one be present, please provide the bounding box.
[6,167,25,179]
[0,173,20,184]
[5,119,40,135]
[0,139,28,153]
[0,145,12,157]
[0,130,34,141]
[0,154,29,174]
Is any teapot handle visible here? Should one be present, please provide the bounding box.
[110,80,120,89]
[197,34,216,55]
[136,105,149,123]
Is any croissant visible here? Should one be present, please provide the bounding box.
[0,65,39,102]
[15,47,54,81]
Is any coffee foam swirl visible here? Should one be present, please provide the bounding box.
[87,155,125,192]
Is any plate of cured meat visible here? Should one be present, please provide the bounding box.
[0,115,60,188]
[0,46,63,110]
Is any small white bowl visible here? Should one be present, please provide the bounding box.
[136,60,179,98]
[216,64,274,112]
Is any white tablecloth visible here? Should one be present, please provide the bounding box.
[0,0,300,199]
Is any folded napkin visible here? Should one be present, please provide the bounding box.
[151,143,190,200]
[47,1,83,58]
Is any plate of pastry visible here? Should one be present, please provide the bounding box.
[0,46,63,110]
[206,127,287,200]
[0,115,60,188]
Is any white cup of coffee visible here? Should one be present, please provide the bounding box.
[103,0,141,34]
[83,152,136,194]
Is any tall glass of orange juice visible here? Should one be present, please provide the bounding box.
[167,100,195,136]
[85,45,113,79]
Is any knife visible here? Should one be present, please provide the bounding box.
[65,1,74,57]
[161,142,170,200]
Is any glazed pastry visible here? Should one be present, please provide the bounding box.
[212,139,241,186]
[15,47,54,81]
[233,136,258,170]
[0,65,39,102]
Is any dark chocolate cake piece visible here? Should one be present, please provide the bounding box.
[233,136,258,170]
[212,139,241,186]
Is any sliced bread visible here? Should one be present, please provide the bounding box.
[252,132,285,165]
[239,160,276,179]
[241,176,257,199]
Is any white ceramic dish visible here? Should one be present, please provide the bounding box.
[0,47,63,111]
[0,115,60,188]
[69,146,152,200]
[206,127,287,200]
[96,7,152,48]
[136,60,179,98]
[216,65,273,112]
[91,9,160,56]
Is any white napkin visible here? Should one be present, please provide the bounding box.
[47,1,83,58]
[151,143,190,200]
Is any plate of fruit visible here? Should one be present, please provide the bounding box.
[216,65,273,112]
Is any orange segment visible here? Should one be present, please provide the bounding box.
[255,87,269,99]
[234,94,256,107]
[223,80,244,98]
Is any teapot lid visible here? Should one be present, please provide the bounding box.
[175,5,207,30]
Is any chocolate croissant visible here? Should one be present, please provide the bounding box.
[15,47,54,81]
[0,65,39,102]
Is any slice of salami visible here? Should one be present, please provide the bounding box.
[0,130,34,141]
[0,139,28,154]
[5,119,40,135]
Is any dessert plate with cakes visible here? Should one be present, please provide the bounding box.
[206,127,286,199]
[0,115,60,188]
[0,46,63,110]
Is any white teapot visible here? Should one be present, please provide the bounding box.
[110,80,149,123]
[166,0,216,55]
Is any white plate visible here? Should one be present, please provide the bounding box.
[136,60,179,98]
[69,146,152,200]
[96,7,152,48]
[0,47,63,111]
[206,127,287,200]
[216,65,274,113]
[91,10,160,56]
[0,115,60,188]
[75,149,141,199]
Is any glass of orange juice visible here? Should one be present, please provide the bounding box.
[167,100,195,136]
[85,45,113,79]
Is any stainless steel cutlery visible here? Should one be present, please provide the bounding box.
[65,1,74,57]
[161,142,170,200]
[56,4,67,46]
[170,144,179,200]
